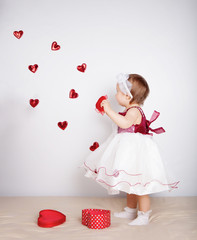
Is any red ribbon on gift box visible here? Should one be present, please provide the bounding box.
[82,209,111,229]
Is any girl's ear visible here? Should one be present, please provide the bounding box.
[126,94,132,100]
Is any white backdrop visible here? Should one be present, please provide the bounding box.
[0,0,196,197]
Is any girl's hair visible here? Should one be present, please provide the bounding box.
[128,74,150,105]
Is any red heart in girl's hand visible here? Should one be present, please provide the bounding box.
[28,64,38,73]
[77,63,87,72]
[69,89,79,98]
[30,99,39,108]
[58,121,68,130]
[95,95,108,115]
[38,209,66,228]
[90,142,99,151]
[51,41,60,50]
[13,30,23,39]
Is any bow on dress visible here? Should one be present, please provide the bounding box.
[146,111,165,136]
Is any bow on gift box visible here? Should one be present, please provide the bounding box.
[146,110,165,136]
[82,209,111,229]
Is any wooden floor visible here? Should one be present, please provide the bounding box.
[0,196,196,240]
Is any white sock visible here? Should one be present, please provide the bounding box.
[124,207,137,213]
[128,209,152,226]
[114,206,137,219]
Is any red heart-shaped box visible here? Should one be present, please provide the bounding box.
[95,95,108,115]
[37,209,66,228]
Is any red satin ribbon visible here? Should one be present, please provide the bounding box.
[146,111,165,136]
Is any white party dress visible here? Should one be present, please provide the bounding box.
[81,106,180,195]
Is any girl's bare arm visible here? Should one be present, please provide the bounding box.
[101,100,138,129]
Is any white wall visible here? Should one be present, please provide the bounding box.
[0,0,196,197]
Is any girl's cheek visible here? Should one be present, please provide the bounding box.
[115,95,120,103]
[116,93,120,100]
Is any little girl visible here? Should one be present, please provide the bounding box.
[81,73,179,226]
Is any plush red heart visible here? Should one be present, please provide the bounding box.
[28,64,38,73]
[69,89,79,98]
[38,209,66,228]
[29,99,39,108]
[51,41,60,51]
[58,121,68,130]
[13,30,23,39]
[90,142,99,151]
[95,95,108,115]
[77,63,87,72]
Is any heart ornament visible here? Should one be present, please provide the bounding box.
[30,99,39,108]
[77,63,87,72]
[58,121,68,130]
[90,142,99,151]
[28,64,38,73]
[13,30,23,39]
[95,95,108,115]
[51,41,60,51]
[69,89,79,99]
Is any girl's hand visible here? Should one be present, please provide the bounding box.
[101,99,111,114]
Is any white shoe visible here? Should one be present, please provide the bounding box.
[114,207,137,220]
[128,209,152,225]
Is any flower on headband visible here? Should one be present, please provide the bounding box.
[116,73,133,99]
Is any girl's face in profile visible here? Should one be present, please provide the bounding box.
[115,83,129,106]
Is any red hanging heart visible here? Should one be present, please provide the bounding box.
[90,142,99,151]
[13,30,23,39]
[69,89,79,99]
[28,64,38,73]
[38,209,66,228]
[58,121,68,130]
[77,63,87,72]
[29,99,39,108]
[51,41,60,51]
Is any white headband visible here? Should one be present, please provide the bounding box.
[116,73,133,99]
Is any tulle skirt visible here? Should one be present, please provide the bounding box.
[80,127,179,195]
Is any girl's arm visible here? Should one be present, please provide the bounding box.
[101,100,138,129]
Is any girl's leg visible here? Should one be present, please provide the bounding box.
[128,194,152,225]
[138,194,150,212]
[114,194,137,219]
[127,194,138,208]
